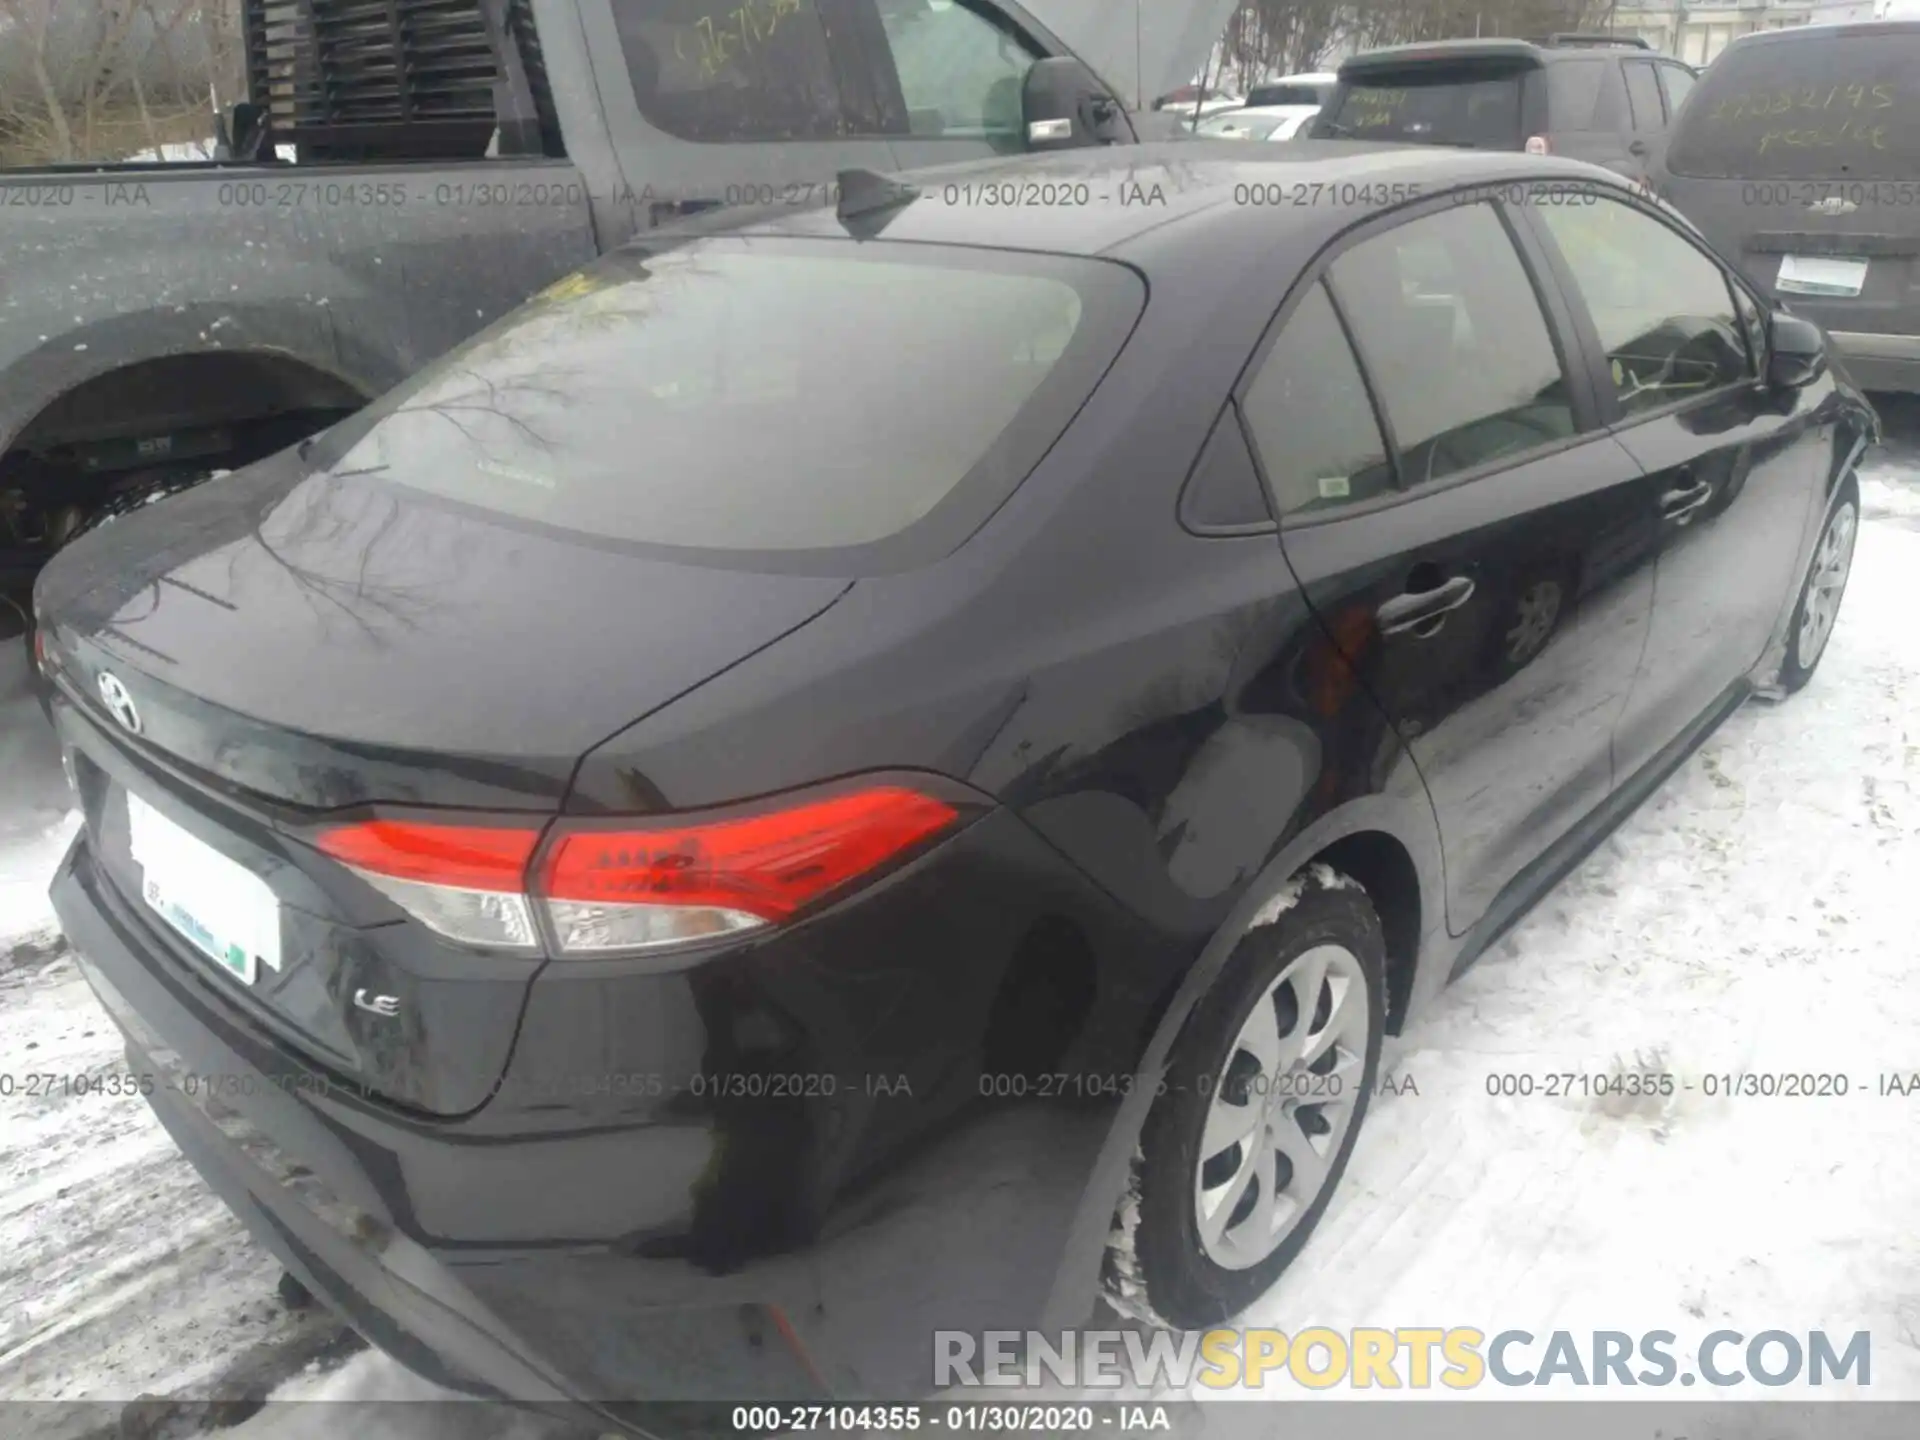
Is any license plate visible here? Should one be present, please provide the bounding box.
[127,793,282,985]
[1777,255,1868,298]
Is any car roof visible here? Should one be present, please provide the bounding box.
[659,143,1637,275]
[1719,17,1920,50]
[1337,37,1572,70]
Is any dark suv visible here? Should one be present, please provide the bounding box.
[1310,34,1698,187]
[1650,21,1920,394]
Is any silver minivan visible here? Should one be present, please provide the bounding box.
[1652,21,1920,392]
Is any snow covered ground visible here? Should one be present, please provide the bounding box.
[1,411,1918,1433]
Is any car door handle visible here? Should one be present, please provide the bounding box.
[1377,576,1476,636]
[1659,479,1714,522]
[1628,140,1650,157]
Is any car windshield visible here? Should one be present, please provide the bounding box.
[1664,31,1920,179]
[1249,83,1324,106]
[1325,63,1528,146]
[302,237,1143,564]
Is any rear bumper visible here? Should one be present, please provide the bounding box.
[51,811,1150,1413]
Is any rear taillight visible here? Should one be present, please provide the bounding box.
[1524,135,1551,156]
[315,784,963,958]
[315,821,542,949]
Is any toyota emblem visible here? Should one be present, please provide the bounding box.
[97,672,142,735]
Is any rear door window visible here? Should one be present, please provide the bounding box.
[1240,284,1394,518]
[1664,31,1920,178]
[1325,63,1529,146]
[1326,203,1577,486]
[308,239,1144,567]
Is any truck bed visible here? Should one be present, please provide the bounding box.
[0,156,603,454]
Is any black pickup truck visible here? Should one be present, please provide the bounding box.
[0,0,1232,609]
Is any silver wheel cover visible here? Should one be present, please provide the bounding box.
[1193,943,1371,1271]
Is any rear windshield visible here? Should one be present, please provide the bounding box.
[1248,83,1325,107]
[303,238,1143,570]
[1665,31,1920,179]
[1324,63,1528,146]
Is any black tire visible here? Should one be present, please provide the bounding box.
[1118,868,1385,1329]
[1779,474,1860,695]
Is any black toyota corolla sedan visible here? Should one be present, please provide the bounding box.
[34,141,1876,1421]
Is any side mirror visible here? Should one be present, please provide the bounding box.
[1767,311,1828,390]
[1021,57,1133,151]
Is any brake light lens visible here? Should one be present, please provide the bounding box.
[317,821,539,889]
[314,785,963,958]
[316,821,542,950]
[1524,135,1551,155]
[542,787,959,953]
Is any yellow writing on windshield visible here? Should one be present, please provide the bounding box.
[674,0,805,80]
[1757,116,1890,154]
[1347,89,1410,130]
[1709,82,1895,123]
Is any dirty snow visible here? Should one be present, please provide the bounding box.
[0,642,324,1434]
[1248,861,1364,930]
[125,139,301,164]
[1,422,1918,1431]
[1241,417,1920,1400]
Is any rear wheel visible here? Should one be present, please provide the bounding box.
[1110,867,1385,1329]
[1780,478,1859,694]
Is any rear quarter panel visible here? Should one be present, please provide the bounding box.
[562,201,1452,1337]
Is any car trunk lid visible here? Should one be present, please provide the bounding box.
[33,229,1124,1118]
[36,449,850,1116]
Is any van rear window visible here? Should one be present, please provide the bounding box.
[1665,32,1920,179]
[1324,64,1527,147]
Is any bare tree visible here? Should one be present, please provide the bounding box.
[0,0,240,165]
